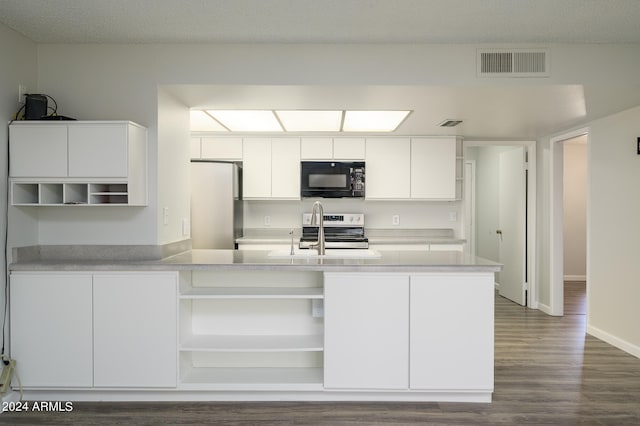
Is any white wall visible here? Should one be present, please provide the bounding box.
[29,43,640,247]
[157,89,190,244]
[563,137,587,280]
[587,105,640,356]
[0,22,38,357]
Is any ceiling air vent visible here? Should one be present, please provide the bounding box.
[477,48,549,77]
[438,119,463,127]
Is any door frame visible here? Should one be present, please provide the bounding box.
[548,127,589,316]
[463,160,476,257]
[464,140,537,308]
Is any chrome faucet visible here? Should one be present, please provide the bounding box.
[310,201,326,255]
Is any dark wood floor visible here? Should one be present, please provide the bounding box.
[3,283,640,425]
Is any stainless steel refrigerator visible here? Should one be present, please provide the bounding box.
[190,161,243,249]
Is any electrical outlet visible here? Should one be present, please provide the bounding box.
[18,84,28,103]
[392,215,400,226]
[163,207,169,225]
[264,215,271,226]
[311,299,324,318]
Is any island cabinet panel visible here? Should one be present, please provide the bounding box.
[10,271,178,390]
[10,273,93,387]
[409,273,494,390]
[324,273,410,390]
[93,273,178,388]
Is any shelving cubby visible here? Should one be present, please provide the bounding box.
[178,270,324,391]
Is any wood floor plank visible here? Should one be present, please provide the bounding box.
[3,287,640,425]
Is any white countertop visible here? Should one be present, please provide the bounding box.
[10,249,500,273]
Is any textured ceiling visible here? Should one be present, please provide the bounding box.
[1,0,640,44]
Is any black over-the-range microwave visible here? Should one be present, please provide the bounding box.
[301,161,365,198]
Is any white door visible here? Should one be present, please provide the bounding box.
[498,147,527,305]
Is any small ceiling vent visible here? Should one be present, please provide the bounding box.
[477,48,549,77]
[438,119,463,127]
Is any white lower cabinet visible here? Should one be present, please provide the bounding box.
[324,272,494,394]
[10,272,178,389]
[409,274,493,390]
[93,274,177,388]
[324,273,409,389]
[10,274,94,387]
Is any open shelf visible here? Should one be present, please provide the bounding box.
[179,367,323,391]
[11,181,134,206]
[180,286,323,299]
[12,183,39,205]
[180,334,324,352]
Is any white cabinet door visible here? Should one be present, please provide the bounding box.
[68,124,128,177]
[93,273,177,388]
[301,137,333,159]
[365,138,411,199]
[410,137,457,199]
[324,273,409,390]
[10,273,93,387]
[409,273,494,390]
[201,137,243,160]
[190,137,201,159]
[333,137,365,160]
[271,138,300,199]
[242,138,272,199]
[9,125,68,177]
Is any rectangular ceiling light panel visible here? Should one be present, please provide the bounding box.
[206,110,283,132]
[275,110,343,132]
[190,110,228,131]
[342,110,411,132]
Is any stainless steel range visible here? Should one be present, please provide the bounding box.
[299,213,368,249]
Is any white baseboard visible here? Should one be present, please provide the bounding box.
[494,282,500,290]
[537,302,554,316]
[0,391,20,413]
[587,324,640,359]
[564,275,586,281]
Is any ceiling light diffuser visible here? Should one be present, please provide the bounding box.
[342,110,411,132]
[190,110,228,131]
[206,110,283,132]
[275,110,343,132]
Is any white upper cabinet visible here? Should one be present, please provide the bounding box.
[200,137,243,160]
[190,137,202,159]
[68,124,128,177]
[301,137,365,160]
[410,137,458,200]
[300,137,333,159]
[365,137,411,199]
[9,121,148,206]
[10,124,68,177]
[242,138,272,199]
[271,138,301,199]
[243,137,300,200]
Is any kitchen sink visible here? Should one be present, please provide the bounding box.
[268,248,382,259]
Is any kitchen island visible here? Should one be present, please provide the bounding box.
[9,248,500,403]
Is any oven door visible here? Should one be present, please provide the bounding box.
[301,161,364,198]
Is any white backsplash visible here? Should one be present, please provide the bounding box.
[243,199,463,236]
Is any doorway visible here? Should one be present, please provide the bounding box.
[464,141,537,307]
[550,129,589,317]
